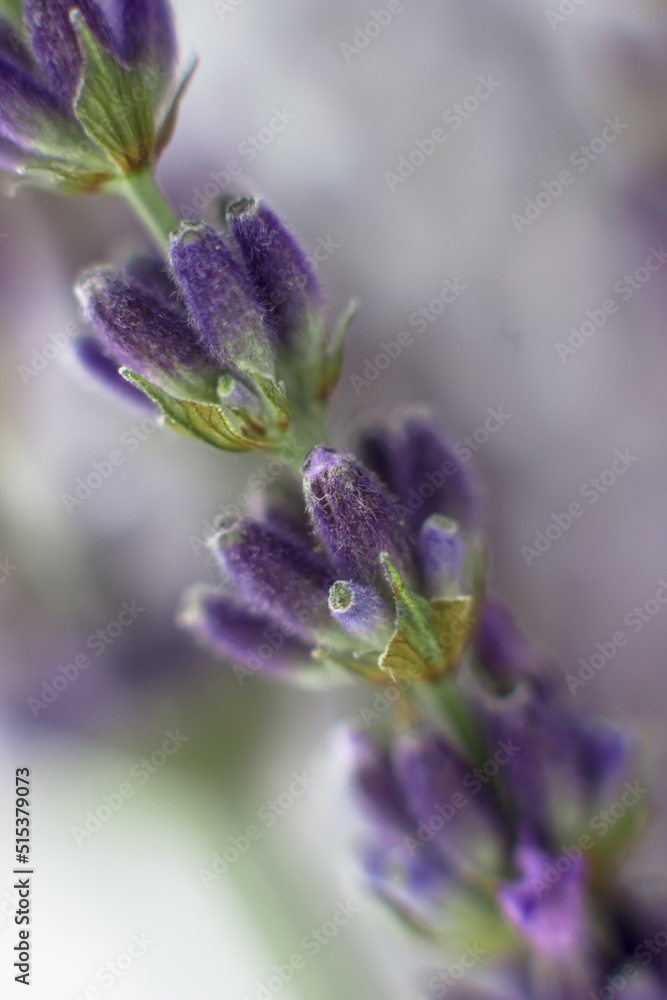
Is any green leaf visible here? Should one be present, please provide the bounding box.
[318,298,358,401]
[154,60,198,159]
[0,0,22,25]
[72,12,155,172]
[379,554,475,682]
[121,370,275,453]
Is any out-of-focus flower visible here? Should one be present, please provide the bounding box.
[496,844,587,957]
[0,0,184,192]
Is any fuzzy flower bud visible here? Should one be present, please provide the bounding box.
[302,446,415,588]
[169,221,275,378]
[228,198,323,349]
[213,517,334,641]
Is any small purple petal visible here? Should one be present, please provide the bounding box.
[23,0,114,107]
[228,198,323,348]
[302,446,416,588]
[419,514,464,597]
[213,516,334,640]
[328,580,390,637]
[497,844,588,957]
[76,266,216,386]
[114,0,176,74]
[169,222,275,376]
[74,336,156,410]
[179,588,313,679]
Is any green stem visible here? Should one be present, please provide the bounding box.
[114,168,179,256]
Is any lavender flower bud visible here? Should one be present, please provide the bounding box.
[74,336,156,410]
[345,728,411,831]
[228,198,323,348]
[213,517,334,640]
[418,515,464,597]
[497,844,587,957]
[76,266,217,391]
[0,54,81,154]
[169,222,275,377]
[328,580,390,638]
[302,446,415,587]
[23,0,113,108]
[179,588,313,680]
[116,0,176,77]
[358,416,477,538]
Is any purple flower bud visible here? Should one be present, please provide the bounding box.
[399,415,477,533]
[345,728,411,832]
[358,415,477,537]
[228,199,323,347]
[0,54,74,153]
[363,838,451,917]
[179,588,313,680]
[475,600,537,686]
[328,580,390,637]
[124,255,183,312]
[23,0,114,107]
[76,266,216,387]
[302,446,415,587]
[213,517,334,640]
[418,515,464,597]
[115,0,176,75]
[497,844,587,957]
[169,222,275,376]
[393,726,502,872]
[74,336,156,410]
[250,470,313,545]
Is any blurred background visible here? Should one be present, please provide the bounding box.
[2,0,667,995]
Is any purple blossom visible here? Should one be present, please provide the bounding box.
[497,844,588,957]
[212,516,334,641]
[23,0,114,107]
[74,336,156,411]
[419,514,465,597]
[358,413,477,538]
[302,445,416,588]
[76,265,219,392]
[169,222,276,376]
[179,588,314,680]
[115,0,176,76]
[228,198,323,347]
[328,580,390,637]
